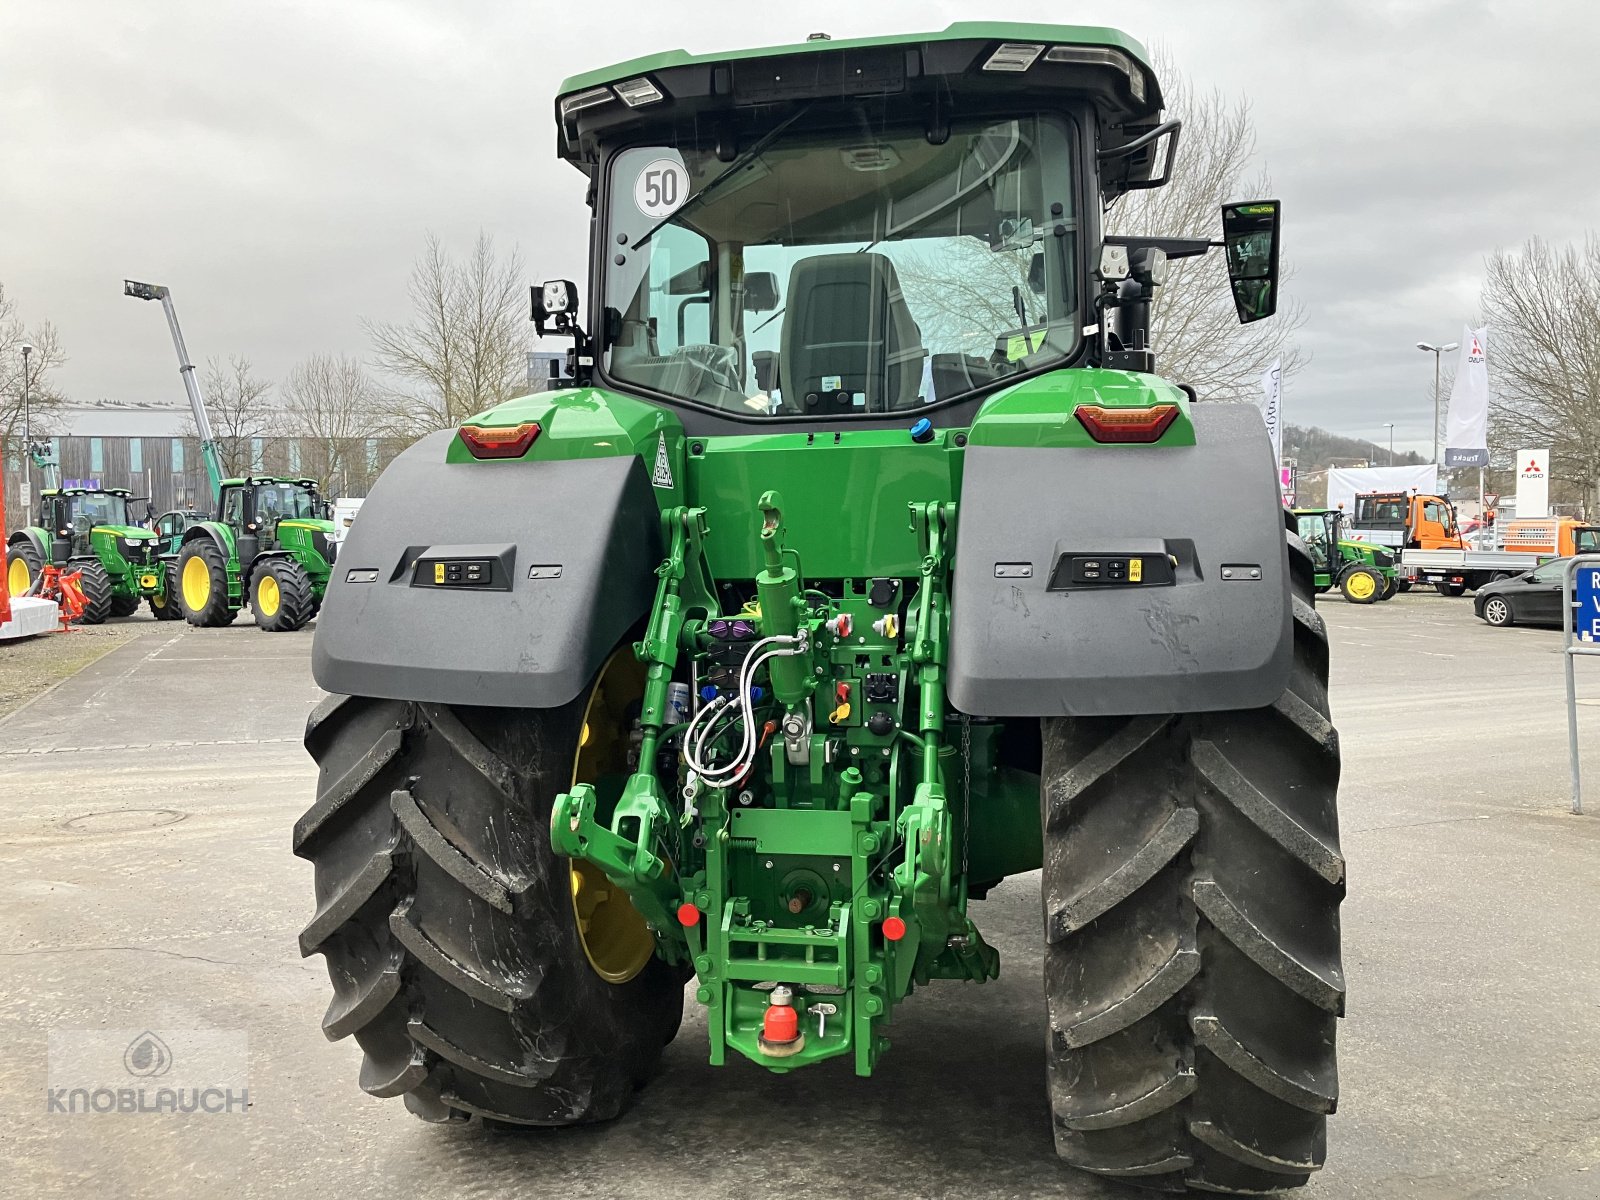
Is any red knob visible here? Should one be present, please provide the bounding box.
[762,1002,799,1044]
[882,916,907,942]
[677,902,700,926]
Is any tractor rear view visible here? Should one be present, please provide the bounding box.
[176,477,336,631]
[297,25,1343,1193]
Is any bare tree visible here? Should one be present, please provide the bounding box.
[0,281,68,444]
[365,232,529,434]
[279,353,380,492]
[180,356,277,476]
[1480,235,1600,514]
[1106,51,1305,400]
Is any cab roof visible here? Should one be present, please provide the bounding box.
[222,476,320,489]
[554,22,1164,182]
[45,486,131,497]
[559,22,1152,97]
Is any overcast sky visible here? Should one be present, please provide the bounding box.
[4,0,1596,455]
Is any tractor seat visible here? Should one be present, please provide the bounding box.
[780,252,926,414]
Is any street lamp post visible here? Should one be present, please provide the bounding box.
[1416,340,1458,464]
[19,341,33,526]
[1383,422,1395,466]
[19,340,31,448]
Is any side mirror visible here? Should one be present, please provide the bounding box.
[1221,200,1281,324]
[743,272,779,313]
[530,279,580,336]
[666,262,710,296]
[753,350,778,393]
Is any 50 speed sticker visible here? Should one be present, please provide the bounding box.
[635,158,689,218]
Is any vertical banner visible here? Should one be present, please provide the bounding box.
[1444,326,1490,467]
[1516,449,1550,518]
[1259,358,1283,467]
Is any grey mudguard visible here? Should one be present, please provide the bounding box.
[312,430,661,709]
[947,402,1291,717]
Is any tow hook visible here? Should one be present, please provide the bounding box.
[758,985,805,1058]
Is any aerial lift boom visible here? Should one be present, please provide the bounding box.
[124,280,226,510]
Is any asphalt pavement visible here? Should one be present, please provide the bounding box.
[1,593,1597,1199]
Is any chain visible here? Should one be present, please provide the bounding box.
[960,714,972,877]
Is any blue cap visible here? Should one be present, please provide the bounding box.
[700,685,720,702]
[749,686,764,702]
[910,418,934,443]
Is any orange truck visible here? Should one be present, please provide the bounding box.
[1348,492,1463,551]
[1349,492,1598,595]
[1500,517,1600,557]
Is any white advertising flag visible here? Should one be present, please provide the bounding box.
[1259,359,1283,467]
[1516,448,1550,519]
[1444,326,1490,468]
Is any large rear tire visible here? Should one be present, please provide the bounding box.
[8,541,43,597]
[1041,535,1343,1193]
[294,674,683,1126]
[74,562,114,625]
[178,541,237,627]
[110,591,142,618]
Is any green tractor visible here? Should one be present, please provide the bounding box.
[1293,507,1397,604]
[175,476,336,631]
[298,25,1344,1194]
[7,486,179,622]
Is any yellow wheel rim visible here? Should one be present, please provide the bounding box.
[568,650,655,985]
[181,555,212,612]
[1347,572,1375,600]
[8,555,30,596]
[257,574,281,616]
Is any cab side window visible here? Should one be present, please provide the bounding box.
[222,489,245,527]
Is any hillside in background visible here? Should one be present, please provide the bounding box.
[1283,424,1429,470]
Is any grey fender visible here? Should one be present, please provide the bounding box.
[947,402,1292,717]
[311,431,663,709]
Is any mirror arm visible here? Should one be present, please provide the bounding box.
[1099,119,1182,191]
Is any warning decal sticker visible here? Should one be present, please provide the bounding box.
[651,432,675,489]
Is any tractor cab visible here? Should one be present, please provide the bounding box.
[216,477,331,553]
[151,508,209,556]
[1294,508,1340,573]
[38,487,158,565]
[538,24,1277,431]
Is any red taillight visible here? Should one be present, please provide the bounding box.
[1074,403,1180,444]
[459,422,541,459]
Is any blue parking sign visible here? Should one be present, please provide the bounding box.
[1577,563,1600,643]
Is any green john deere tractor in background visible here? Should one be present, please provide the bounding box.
[175,476,336,631]
[1294,507,1397,604]
[7,486,178,622]
[298,25,1344,1194]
